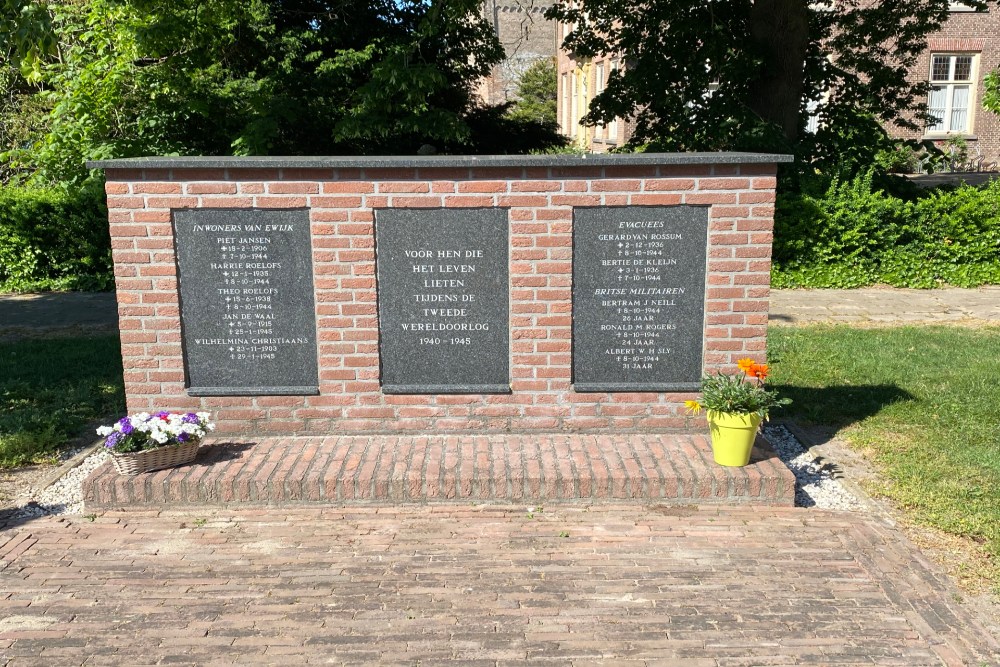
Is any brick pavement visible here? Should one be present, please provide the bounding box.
[81,434,795,510]
[1,505,998,666]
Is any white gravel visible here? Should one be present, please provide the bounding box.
[4,448,109,521]
[5,426,864,519]
[763,424,865,511]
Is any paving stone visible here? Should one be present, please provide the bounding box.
[0,506,997,665]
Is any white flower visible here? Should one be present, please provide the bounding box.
[96,426,113,437]
[151,430,169,444]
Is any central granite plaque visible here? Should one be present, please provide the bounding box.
[375,208,510,394]
[572,206,708,392]
[173,208,319,396]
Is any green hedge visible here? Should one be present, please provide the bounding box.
[0,185,113,292]
[773,173,1000,288]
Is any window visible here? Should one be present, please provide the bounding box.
[570,72,578,138]
[927,54,976,134]
[594,62,605,140]
[804,98,821,134]
[607,60,620,144]
[561,73,569,135]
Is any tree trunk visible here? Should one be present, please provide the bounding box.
[746,0,810,142]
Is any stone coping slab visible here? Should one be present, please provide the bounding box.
[87,151,793,170]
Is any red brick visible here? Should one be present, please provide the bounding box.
[630,194,683,206]
[511,180,561,192]
[107,196,145,209]
[551,195,601,206]
[268,181,319,194]
[322,181,375,194]
[186,182,238,195]
[146,196,199,208]
[201,197,254,208]
[310,196,363,208]
[444,196,494,207]
[644,178,696,191]
[391,196,443,207]
[254,196,307,208]
[378,181,430,193]
[134,211,172,223]
[134,182,182,194]
[498,195,549,207]
[591,179,641,191]
[699,178,751,190]
[457,181,508,193]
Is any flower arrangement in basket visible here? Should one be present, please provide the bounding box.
[97,412,215,475]
[685,359,790,467]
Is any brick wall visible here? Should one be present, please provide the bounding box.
[100,156,780,436]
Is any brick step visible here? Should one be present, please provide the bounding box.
[81,433,796,510]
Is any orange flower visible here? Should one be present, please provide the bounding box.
[748,363,770,380]
[737,358,755,373]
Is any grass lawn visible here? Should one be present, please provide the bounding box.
[770,324,1000,590]
[0,334,124,468]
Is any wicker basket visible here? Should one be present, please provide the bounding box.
[110,440,201,476]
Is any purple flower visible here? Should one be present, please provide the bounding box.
[177,432,190,442]
[105,431,121,448]
[182,413,200,424]
[117,417,134,435]
[154,411,170,419]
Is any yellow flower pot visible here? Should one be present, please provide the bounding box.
[706,410,763,467]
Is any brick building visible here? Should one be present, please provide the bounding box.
[476,0,557,106]
[555,3,1000,166]
[892,3,1000,168]
[554,22,630,152]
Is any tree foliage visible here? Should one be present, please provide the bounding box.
[1,0,513,184]
[986,69,1000,117]
[547,0,997,175]
[507,58,558,128]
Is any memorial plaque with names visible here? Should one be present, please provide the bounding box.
[173,208,319,396]
[573,206,708,392]
[376,208,510,394]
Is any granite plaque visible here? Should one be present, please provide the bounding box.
[572,206,708,392]
[376,208,510,393]
[173,208,319,396]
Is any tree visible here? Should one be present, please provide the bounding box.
[507,58,558,128]
[1,0,508,184]
[986,69,1000,117]
[546,0,997,174]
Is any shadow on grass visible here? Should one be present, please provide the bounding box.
[0,334,124,467]
[771,383,916,433]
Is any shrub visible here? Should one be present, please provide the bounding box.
[0,184,112,292]
[773,173,1000,288]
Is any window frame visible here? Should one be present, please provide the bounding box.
[607,59,620,145]
[594,61,606,141]
[924,52,978,137]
